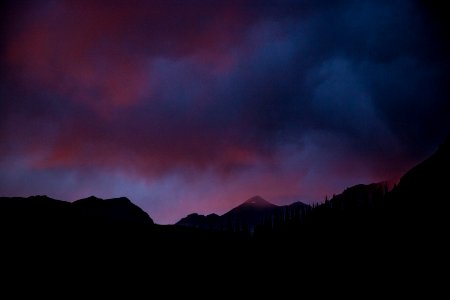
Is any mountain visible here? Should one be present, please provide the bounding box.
[385,135,450,228]
[226,195,278,211]
[72,196,153,224]
[222,196,280,232]
[176,135,449,235]
[0,195,72,224]
[324,182,390,211]
[299,135,450,240]
[176,195,311,233]
[389,135,449,205]
[176,213,221,230]
[300,182,390,235]
[0,195,154,226]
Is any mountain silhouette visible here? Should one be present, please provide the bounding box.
[0,195,153,226]
[227,195,277,212]
[390,135,449,205]
[385,135,450,230]
[293,135,450,245]
[176,213,222,230]
[300,182,390,237]
[324,182,390,211]
[0,195,71,224]
[176,195,310,233]
[72,196,153,224]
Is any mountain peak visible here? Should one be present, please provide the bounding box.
[242,196,275,207]
[108,197,132,204]
[75,195,103,202]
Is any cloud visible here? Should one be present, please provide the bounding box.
[0,0,449,223]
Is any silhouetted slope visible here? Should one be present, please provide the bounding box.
[284,136,450,246]
[385,135,450,231]
[390,136,449,205]
[326,182,390,211]
[300,182,390,236]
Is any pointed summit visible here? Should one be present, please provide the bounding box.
[218,195,282,233]
[242,196,276,208]
[74,195,103,204]
[228,196,278,214]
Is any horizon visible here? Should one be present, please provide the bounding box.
[1,0,449,224]
[0,170,411,225]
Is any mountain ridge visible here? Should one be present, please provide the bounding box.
[1,134,449,231]
[176,196,310,232]
[0,195,154,225]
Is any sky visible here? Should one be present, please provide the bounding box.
[1,0,449,224]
